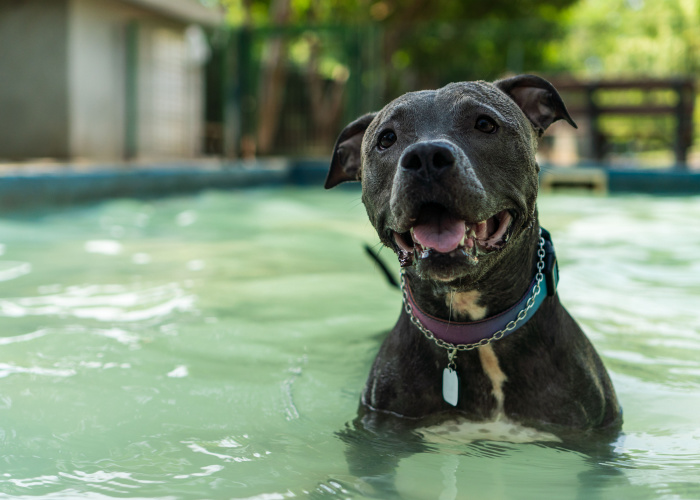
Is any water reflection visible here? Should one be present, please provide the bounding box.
[0,261,31,282]
[0,283,194,322]
[0,191,697,499]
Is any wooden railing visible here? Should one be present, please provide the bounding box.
[551,78,695,168]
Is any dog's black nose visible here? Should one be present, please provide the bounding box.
[400,142,456,179]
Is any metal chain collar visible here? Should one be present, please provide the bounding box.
[401,229,546,368]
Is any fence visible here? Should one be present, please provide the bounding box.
[551,78,696,169]
[205,24,384,158]
[203,22,698,167]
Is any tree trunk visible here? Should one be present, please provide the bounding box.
[307,37,347,152]
[255,0,291,156]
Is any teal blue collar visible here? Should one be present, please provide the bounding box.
[402,228,559,348]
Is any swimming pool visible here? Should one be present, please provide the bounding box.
[0,188,699,499]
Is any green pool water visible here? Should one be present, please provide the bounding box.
[0,188,699,499]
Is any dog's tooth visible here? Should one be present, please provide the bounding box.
[398,249,414,267]
[468,244,479,263]
[460,229,469,247]
[476,220,490,240]
[414,241,429,260]
[471,242,479,257]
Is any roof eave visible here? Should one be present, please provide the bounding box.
[120,0,225,26]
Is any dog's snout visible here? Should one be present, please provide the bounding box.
[400,142,456,178]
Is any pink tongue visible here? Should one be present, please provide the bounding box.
[412,215,465,253]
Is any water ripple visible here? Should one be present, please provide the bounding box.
[172,464,223,480]
[236,491,296,500]
[0,363,75,379]
[58,470,164,485]
[0,283,195,322]
[84,240,123,256]
[4,475,59,488]
[0,490,176,500]
[0,327,140,347]
[0,471,173,499]
[0,261,31,282]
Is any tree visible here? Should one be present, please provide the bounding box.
[219,0,579,156]
[544,0,700,77]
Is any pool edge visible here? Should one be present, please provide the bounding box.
[2,160,699,212]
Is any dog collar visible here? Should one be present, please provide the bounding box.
[401,228,559,349]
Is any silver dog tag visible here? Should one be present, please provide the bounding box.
[442,367,459,406]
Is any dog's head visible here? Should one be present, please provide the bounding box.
[326,75,575,285]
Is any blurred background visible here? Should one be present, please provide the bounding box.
[1,4,700,498]
[0,0,698,169]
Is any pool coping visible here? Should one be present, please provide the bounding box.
[0,160,291,212]
[1,159,699,212]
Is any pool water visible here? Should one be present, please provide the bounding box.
[0,188,699,499]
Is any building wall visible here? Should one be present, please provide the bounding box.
[68,0,135,160]
[68,0,205,160]
[137,21,204,159]
[0,0,208,162]
[0,0,70,160]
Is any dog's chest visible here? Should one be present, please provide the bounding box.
[446,292,508,416]
[447,290,487,321]
[418,417,562,444]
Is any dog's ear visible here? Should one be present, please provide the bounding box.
[325,113,376,189]
[494,74,577,136]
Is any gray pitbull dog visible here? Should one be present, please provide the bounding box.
[326,74,621,434]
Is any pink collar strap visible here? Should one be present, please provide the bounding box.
[401,228,559,348]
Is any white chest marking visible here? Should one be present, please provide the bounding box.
[446,291,508,419]
[447,290,487,321]
[419,417,562,444]
[478,344,508,420]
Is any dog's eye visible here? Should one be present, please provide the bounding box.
[377,130,397,150]
[475,116,498,134]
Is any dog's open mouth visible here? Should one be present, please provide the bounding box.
[392,204,514,267]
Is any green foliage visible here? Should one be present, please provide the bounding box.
[216,0,700,161]
[219,0,578,97]
[546,0,700,76]
[543,0,700,163]
[221,0,700,80]
[381,17,571,96]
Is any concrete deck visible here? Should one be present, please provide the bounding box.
[1,160,699,212]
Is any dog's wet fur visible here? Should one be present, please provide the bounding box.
[324,74,622,495]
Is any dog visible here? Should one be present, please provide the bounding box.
[325,75,621,436]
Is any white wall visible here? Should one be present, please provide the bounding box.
[68,0,206,161]
[0,0,71,160]
[137,21,204,159]
[68,0,133,160]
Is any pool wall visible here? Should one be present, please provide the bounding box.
[1,160,699,211]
